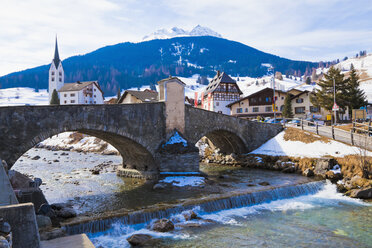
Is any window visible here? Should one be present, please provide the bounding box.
[216,102,219,106]
[296,98,304,103]
[281,97,284,100]
[51,77,54,81]
[64,94,67,97]
[64,101,67,104]
[241,102,244,105]
[59,78,62,82]
[265,106,272,112]
[59,72,62,76]
[310,106,319,113]
[94,95,96,98]
[51,72,55,76]
[70,93,75,97]
[295,107,305,114]
[85,101,87,103]
[265,97,270,102]
[71,100,75,103]
[94,89,96,91]
[236,108,243,113]
[94,101,96,104]
[245,108,248,112]
[280,105,284,111]
[253,107,259,112]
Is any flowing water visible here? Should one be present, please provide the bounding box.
[13,148,372,247]
[89,182,372,248]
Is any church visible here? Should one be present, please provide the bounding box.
[48,38,104,105]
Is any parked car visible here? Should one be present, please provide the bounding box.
[288,119,301,126]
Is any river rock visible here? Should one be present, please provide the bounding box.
[0,222,11,235]
[258,182,270,186]
[302,168,314,177]
[151,219,174,232]
[32,155,41,160]
[127,234,153,246]
[175,223,201,228]
[38,203,52,215]
[183,210,198,221]
[55,208,77,218]
[153,183,167,190]
[349,187,372,199]
[8,170,33,189]
[36,215,52,229]
[314,157,334,177]
[325,171,342,183]
[39,228,66,241]
[282,166,295,173]
[0,236,10,248]
[51,203,70,210]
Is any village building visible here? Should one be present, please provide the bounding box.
[117,89,158,104]
[48,37,64,102]
[58,81,104,105]
[202,71,242,114]
[291,90,322,119]
[227,88,286,118]
[48,37,104,105]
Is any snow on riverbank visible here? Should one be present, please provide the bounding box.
[159,176,205,187]
[250,131,372,158]
[39,132,118,154]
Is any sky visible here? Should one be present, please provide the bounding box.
[0,0,371,76]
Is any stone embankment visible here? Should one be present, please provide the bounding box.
[201,146,372,199]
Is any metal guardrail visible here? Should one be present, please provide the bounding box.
[282,118,372,150]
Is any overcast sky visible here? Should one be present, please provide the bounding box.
[0,0,371,76]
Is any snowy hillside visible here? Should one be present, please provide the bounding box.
[142,25,222,41]
[336,54,372,103]
[0,87,48,106]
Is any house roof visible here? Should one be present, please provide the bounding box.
[58,81,104,95]
[226,87,288,108]
[118,89,158,103]
[204,71,242,95]
[157,76,186,85]
[290,90,312,100]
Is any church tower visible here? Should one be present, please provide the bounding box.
[48,37,64,102]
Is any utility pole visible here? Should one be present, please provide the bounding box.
[273,71,276,121]
[333,77,337,125]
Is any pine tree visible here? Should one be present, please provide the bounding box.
[346,64,367,115]
[282,94,293,118]
[312,66,349,119]
[50,89,60,105]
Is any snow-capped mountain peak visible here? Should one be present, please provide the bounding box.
[189,25,222,38]
[142,25,222,41]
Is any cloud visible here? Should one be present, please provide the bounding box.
[0,0,371,76]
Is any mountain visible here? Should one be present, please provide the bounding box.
[142,25,222,41]
[0,36,318,96]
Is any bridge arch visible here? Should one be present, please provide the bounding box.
[0,104,166,175]
[196,128,247,155]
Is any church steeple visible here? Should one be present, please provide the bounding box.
[53,36,61,68]
[49,36,64,103]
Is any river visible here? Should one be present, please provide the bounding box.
[13,148,372,248]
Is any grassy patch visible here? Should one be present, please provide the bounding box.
[283,127,330,144]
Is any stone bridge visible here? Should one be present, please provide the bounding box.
[0,78,282,179]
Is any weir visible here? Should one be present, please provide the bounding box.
[63,181,324,235]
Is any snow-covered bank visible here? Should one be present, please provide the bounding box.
[250,131,372,158]
[0,87,48,106]
[38,132,119,155]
